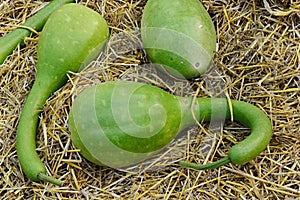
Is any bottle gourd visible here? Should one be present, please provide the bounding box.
[68,81,272,170]
[16,4,109,185]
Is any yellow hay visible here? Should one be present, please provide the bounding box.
[0,0,299,199]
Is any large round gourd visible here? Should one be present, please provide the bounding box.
[69,81,183,168]
[141,0,216,79]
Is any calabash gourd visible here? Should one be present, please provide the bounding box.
[0,0,75,65]
[16,4,109,185]
[68,81,272,170]
[141,0,216,79]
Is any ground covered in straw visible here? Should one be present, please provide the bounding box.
[0,0,299,199]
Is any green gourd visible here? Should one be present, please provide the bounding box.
[141,0,216,79]
[0,0,75,65]
[68,81,272,170]
[16,4,109,185]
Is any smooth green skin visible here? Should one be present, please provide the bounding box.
[0,0,75,65]
[141,0,216,79]
[69,81,272,170]
[16,4,109,185]
[69,81,185,168]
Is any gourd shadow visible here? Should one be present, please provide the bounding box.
[73,29,229,174]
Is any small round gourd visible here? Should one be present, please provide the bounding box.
[141,0,216,79]
[68,81,272,170]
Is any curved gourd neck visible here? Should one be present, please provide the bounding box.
[17,79,53,153]
[179,97,272,169]
[16,76,62,185]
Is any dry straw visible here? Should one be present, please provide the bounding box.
[0,0,299,199]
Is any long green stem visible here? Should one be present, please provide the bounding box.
[0,0,74,65]
[179,157,231,170]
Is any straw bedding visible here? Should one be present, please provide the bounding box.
[0,0,299,199]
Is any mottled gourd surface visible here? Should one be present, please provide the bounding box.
[69,81,272,170]
[68,81,195,168]
[141,0,216,79]
[16,3,109,185]
[37,3,109,89]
